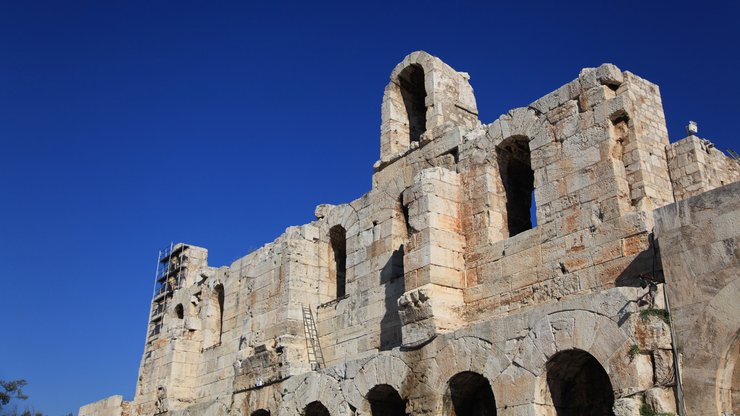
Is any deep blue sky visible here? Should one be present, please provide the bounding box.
[1,1,738,414]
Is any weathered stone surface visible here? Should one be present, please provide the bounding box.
[80,52,739,416]
[645,387,678,414]
[79,396,125,416]
[655,182,740,416]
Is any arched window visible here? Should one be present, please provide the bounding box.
[610,112,636,208]
[446,372,496,416]
[497,136,535,236]
[329,225,347,298]
[545,350,615,416]
[304,401,331,416]
[203,284,225,348]
[398,64,427,144]
[366,384,407,416]
[215,284,225,343]
[175,303,184,320]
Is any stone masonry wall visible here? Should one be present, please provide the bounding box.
[80,51,740,416]
[655,182,740,416]
[666,135,740,201]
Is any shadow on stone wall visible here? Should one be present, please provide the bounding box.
[380,245,405,350]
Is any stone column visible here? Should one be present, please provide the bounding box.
[398,167,466,346]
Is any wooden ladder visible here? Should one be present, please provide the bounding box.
[302,304,325,370]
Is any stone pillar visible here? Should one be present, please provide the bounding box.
[398,167,466,346]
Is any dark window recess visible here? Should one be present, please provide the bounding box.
[215,284,225,342]
[497,136,535,236]
[175,303,184,320]
[447,371,497,416]
[330,225,347,298]
[304,401,331,416]
[546,350,615,416]
[367,384,408,416]
[398,64,427,144]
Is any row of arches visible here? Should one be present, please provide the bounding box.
[251,350,615,416]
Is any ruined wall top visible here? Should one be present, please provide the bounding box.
[379,51,479,164]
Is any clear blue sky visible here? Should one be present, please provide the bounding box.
[1,1,738,414]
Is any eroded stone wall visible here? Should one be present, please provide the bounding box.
[80,51,740,416]
[666,135,740,201]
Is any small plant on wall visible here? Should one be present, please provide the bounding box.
[639,307,670,324]
[640,402,673,416]
[629,344,640,361]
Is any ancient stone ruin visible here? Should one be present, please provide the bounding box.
[80,51,740,416]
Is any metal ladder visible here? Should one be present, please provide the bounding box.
[302,304,325,370]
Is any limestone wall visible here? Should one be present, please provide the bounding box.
[80,51,740,416]
[79,395,126,416]
[666,135,740,201]
[233,285,677,416]
[655,182,740,416]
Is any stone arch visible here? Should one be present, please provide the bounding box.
[444,371,497,416]
[304,402,331,416]
[544,349,615,416]
[239,387,280,416]
[202,281,226,348]
[321,204,361,243]
[513,310,628,375]
[507,309,640,409]
[365,384,407,416]
[475,108,544,241]
[316,204,360,304]
[278,372,350,416]
[425,335,509,414]
[380,51,478,162]
[345,353,424,414]
[397,64,427,145]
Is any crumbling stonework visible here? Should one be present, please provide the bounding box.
[81,52,740,416]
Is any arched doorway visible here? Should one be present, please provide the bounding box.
[304,401,330,416]
[445,371,496,416]
[366,384,407,416]
[545,349,615,416]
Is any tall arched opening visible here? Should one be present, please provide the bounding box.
[398,64,427,144]
[215,284,225,343]
[366,384,407,416]
[497,135,535,236]
[545,349,615,416]
[204,284,225,348]
[304,401,331,416]
[445,371,496,416]
[329,225,347,298]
